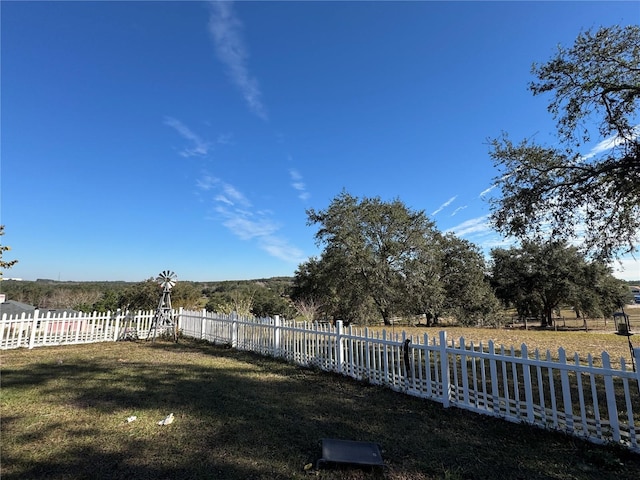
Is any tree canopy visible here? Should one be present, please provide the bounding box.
[488,25,640,260]
[296,192,500,326]
[306,192,439,325]
[490,240,629,327]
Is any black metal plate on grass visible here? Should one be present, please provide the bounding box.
[319,438,384,467]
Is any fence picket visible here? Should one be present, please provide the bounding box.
[489,341,499,415]
[522,344,534,423]
[587,354,603,438]
[574,352,588,436]
[559,348,574,431]
[533,349,545,424]
[621,359,636,446]
[602,352,621,443]
[500,345,511,417]
[28,310,39,349]
[439,331,450,408]
[460,337,470,406]
[510,346,521,418]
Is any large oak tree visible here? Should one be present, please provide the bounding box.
[299,192,500,326]
[306,192,439,325]
[488,25,640,260]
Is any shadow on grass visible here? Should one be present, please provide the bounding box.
[2,339,639,480]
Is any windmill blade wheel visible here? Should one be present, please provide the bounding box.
[157,270,177,290]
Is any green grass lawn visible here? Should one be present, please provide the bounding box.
[2,338,639,480]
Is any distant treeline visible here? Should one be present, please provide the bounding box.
[1,275,636,327]
[1,277,296,319]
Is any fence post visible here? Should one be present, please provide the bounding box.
[521,343,535,423]
[274,315,281,357]
[177,307,183,336]
[382,330,389,383]
[113,309,121,342]
[634,348,640,395]
[488,340,500,414]
[558,348,574,431]
[602,352,621,443]
[28,309,39,349]
[201,309,207,340]
[74,311,82,343]
[231,313,238,348]
[439,330,451,408]
[459,337,469,405]
[335,320,344,374]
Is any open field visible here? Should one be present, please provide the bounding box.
[370,307,640,366]
[2,339,639,480]
[369,325,639,366]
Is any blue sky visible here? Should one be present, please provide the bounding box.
[2,1,639,282]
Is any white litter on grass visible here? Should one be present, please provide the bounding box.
[158,413,174,426]
[126,416,137,423]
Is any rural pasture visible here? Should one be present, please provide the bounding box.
[2,336,639,480]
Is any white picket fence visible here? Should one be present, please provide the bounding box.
[0,309,157,349]
[2,308,639,453]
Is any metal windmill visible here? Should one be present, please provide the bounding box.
[147,270,178,342]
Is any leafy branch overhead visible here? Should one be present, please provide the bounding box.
[0,225,18,278]
[489,25,640,260]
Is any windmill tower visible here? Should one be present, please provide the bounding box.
[147,270,178,342]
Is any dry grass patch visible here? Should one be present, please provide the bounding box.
[1,339,639,480]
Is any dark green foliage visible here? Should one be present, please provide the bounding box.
[296,192,501,326]
[438,234,501,326]
[170,282,202,310]
[2,278,292,318]
[304,192,440,325]
[118,279,161,311]
[490,240,629,326]
[204,280,295,318]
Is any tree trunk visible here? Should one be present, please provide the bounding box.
[540,307,553,328]
[425,313,433,327]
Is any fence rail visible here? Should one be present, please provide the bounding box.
[2,308,639,452]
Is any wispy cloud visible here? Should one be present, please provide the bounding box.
[258,236,306,264]
[164,117,211,158]
[197,173,305,264]
[446,215,491,237]
[479,184,496,198]
[431,196,457,216]
[218,210,279,240]
[446,214,517,254]
[196,174,218,191]
[582,125,639,161]
[216,132,234,145]
[289,169,310,201]
[219,182,251,208]
[208,1,267,120]
[479,171,515,198]
[451,205,467,216]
